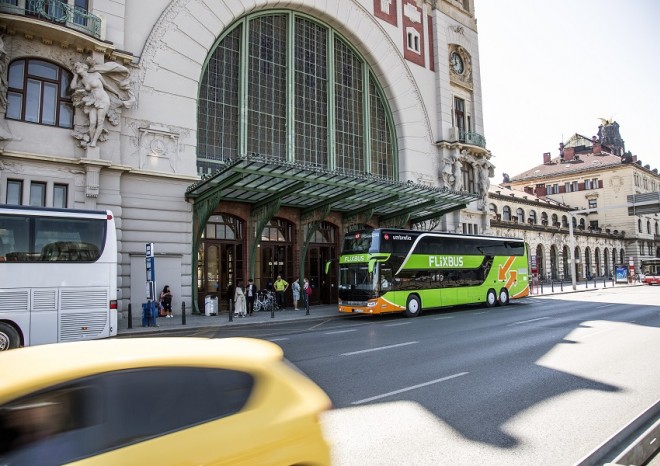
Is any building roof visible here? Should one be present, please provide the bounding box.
[186,156,479,224]
[510,151,623,182]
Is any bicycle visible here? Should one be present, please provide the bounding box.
[254,290,278,313]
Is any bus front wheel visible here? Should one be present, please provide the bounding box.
[0,323,20,351]
[486,289,497,307]
[498,288,510,306]
[405,295,421,317]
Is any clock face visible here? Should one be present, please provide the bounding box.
[450,52,464,74]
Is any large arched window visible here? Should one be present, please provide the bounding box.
[6,59,73,128]
[516,208,525,223]
[197,12,396,178]
[502,206,511,221]
[529,210,537,224]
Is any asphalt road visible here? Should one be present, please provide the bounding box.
[169,287,660,465]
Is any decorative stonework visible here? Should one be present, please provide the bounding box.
[138,124,180,169]
[448,44,472,90]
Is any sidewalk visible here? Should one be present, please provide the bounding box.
[117,281,643,336]
[118,303,342,336]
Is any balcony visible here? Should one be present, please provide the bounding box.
[0,0,101,39]
[459,130,487,148]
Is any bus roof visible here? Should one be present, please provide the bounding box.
[0,205,112,217]
[344,228,525,243]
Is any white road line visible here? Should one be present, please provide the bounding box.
[324,329,357,335]
[384,322,412,327]
[472,311,488,315]
[268,337,289,342]
[598,304,617,308]
[341,341,418,356]
[507,317,551,326]
[352,372,469,405]
[433,316,454,320]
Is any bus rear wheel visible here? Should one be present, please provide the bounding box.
[0,323,20,351]
[485,289,497,307]
[498,288,510,306]
[405,295,421,317]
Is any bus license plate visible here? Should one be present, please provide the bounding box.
[352,309,363,313]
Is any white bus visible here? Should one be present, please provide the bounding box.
[0,205,118,350]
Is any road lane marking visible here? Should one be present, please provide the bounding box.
[472,311,488,315]
[433,316,454,320]
[384,322,412,327]
[507,317,551,326]
[324,329,357,335]
[351,372,469,405]
[341,341,418,356]
[268,337,289,342]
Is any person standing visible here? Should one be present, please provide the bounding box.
[303,278,312,315]
[291,278,301,310]
[273,275,289,310]
[234,280,247,317]
[246,278,258,316]
[160,285,173,318]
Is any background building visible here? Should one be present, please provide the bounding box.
[503,121,660,274]
[0,0,492,315]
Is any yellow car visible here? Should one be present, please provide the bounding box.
[0,338,332,465]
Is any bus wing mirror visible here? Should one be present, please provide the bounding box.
[368,259,376,273]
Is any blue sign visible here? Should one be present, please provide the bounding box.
[615,266,628,283]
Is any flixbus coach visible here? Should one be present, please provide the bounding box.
[337,229,529,317]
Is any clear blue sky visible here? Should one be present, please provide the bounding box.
[475,0,660,182]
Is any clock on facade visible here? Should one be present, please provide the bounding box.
[450,51,464,74]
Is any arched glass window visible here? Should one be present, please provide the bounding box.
[647,220,651,234]
[6,59,73,128]
[460,162,475,193]
[529,210,537,224]
[562,215,568,227]
[541,212,548,225]
[551,213,558,226]
[579,218,585,229]
[502,206,511,221]
[197,12,396,178]
[489,203,498,215]
[638,219,642,232]
[656,221,659,235]
[516,208,525,223]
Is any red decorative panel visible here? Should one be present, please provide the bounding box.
[401,0,425,68]
[374,0,397,26]
[427,14,434,71]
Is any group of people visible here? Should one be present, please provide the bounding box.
[232,275,313,317]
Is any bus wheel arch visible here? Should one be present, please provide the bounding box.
[405,294,422,317]
[485,288,497,307]
[498,288,510,306]
[0,322,21,351]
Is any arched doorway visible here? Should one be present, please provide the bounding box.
[604,248,610,277]
[574,247,581,280]
[258,218,295,304]
[562,245,570,279]
[305,221,339,305]
[612,248,617,267]
[550,245,558,279]
[535,244,544,279]
[594,247,601,277]
[584,247,592,278]
[197,214,245,312]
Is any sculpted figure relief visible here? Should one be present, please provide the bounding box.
[70,57,134,147]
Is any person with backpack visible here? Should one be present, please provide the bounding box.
[303,277,312,315]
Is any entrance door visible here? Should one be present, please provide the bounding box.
[307,245,337,304]
[198,242,243,312]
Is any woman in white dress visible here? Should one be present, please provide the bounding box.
[234,280,247,317]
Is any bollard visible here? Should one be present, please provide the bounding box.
[593,278,596,289]
[603,276,606,288]
[551,280,554,293]
[560,279,563,292]
[181,301,186,325]
[585,279,588,289]
[229,299,233,322]
[271,301,275,319]
[305,296,310,316]
[128,303,132,329]
[540,282,543,294]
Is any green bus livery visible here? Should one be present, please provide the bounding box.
[337,229,529,316]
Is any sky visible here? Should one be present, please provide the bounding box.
[475,0,660,183]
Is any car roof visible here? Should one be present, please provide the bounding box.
[0,338,284,402]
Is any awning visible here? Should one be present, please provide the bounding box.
[186,156,478,223]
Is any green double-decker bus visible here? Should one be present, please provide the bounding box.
[337,228,529,317]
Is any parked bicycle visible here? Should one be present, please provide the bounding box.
[254,290,279,313]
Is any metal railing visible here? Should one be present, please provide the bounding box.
[0,0,102,39]
[459,130,487,148]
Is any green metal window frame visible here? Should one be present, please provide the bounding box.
[197,10,397,180]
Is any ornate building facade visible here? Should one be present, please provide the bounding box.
[502,121,659,275]
[0,0,493,314]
